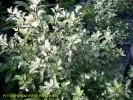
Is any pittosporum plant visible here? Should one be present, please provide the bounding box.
[0,0,131,99]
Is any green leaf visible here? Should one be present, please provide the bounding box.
[125,79,131,90]
[2,25,15,30]
[55,4,59,10]
[30,0,41,5]
[125,92,130,98]
[8,39,14,48]
[0,64,9,72]
[45,39,51,51]
[31,21,39,28]
[5,71,12,83]
[24,98,40,100]
[14,1,29,10]
[75,5,82,13]
[107,87,114,93]
[90,31,102,41]
[11,75,22,81]
[128,67,133,77]
[113,80,119,89]
[75,86,83,96]
[70,11,75,21]
[61,80,70,87]
[37,10,45,17]
[43,15,54,22]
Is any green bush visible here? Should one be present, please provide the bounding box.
[0,1,7,27]
[0,0,132,99]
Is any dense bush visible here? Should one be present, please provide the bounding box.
[0,0,133,100]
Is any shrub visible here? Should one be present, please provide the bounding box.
[0,0,132,99]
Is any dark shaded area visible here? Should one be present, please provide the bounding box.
[115,1,133,90]
[117,1,133,20]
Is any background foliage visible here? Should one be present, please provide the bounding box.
[0,0,133,100]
